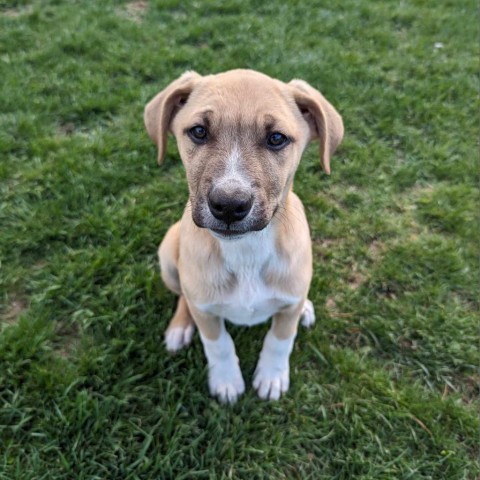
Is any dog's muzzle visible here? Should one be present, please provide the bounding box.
[207,186,254,225]
[191,182,272,238]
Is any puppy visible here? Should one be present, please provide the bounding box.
[144,69,343,403]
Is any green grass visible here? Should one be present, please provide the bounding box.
[0,0,479,478]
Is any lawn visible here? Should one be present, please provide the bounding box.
[0,0,478,478]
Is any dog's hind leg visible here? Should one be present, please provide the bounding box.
[158,222,195,352]
[300,299,316,328]
[158,222,182,295]
[164,296,195,352]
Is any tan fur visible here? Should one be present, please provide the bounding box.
[145,69,343,401]
[165,295,194,333]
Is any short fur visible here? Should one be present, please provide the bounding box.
[145,69,343,402]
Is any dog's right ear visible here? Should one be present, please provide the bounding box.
[289,79,343,175]
[144,71,202,164]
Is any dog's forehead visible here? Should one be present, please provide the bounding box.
[187,71,295,122]
[201,70,284,97]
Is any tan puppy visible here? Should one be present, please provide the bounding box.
[144,69,343,403]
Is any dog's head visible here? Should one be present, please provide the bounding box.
[145,69,343,239]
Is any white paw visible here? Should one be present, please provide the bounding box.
[253,363,290,401]
[208,361,245,404]
[300,299,316,328]
[164,325,195,353]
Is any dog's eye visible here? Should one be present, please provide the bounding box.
[266,132,289,150]
[188,125,208,143]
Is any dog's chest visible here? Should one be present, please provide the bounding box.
[201,272,297,326]
[197,231,300,326]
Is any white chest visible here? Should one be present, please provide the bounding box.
[195,228,300,326]
[199,273,299,326]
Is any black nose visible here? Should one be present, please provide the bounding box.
[208,188,253,224]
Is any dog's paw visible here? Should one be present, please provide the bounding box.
[300,299,316,328]
[165,324,195,353]
[209,362,245,404]
[253,363,290,401]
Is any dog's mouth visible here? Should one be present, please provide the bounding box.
[208,218,272,240]
[209,228,246,240]
[191,197,277,240]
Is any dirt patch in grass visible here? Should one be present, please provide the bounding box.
[1,6,33,18]
[57,122,77,136]
[1,297,28,326]
[367,240,386,261]
[118,1,149,23]
[325,297,354,319]
[347,263,367,290]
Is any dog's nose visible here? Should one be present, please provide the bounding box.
[208,187,253,224]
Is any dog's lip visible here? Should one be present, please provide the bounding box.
[208,220,271,239]
[209,228,247,239]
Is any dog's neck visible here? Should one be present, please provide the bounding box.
[212,223,276,275]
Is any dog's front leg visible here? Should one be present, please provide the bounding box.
[253,301,305,401]
[189,304,245,404]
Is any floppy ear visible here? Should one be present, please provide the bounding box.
[289,79,344,175]
[144,71,202,164]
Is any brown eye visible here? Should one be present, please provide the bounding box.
[188,125,208,143]
[267,132,289,150]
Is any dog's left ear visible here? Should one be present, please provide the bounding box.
[289,79,344,175]
[144,71,202,164]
